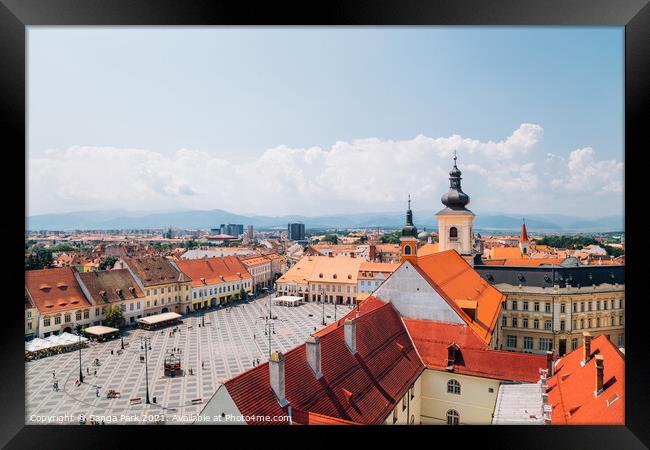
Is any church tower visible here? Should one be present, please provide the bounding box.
[519,220,531,255]
[436,152,475,257]
[400,195,419,265]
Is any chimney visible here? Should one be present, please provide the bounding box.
[269,351,288,406]
[594,355,604,396]
[546,351,554,376]
[306,335,322,379]
[344,318,357,354]
[582,331,592,365]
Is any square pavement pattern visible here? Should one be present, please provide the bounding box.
[26,297,353,425]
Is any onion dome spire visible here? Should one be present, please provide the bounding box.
[441,151,470,210]
[401,194,418,238]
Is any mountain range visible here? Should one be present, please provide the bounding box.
[26,209,624,233]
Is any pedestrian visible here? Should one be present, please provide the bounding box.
[87,367,90,375]
[201,361,204,369]
[111,350,114,355]
[52,370,55,378]
[96,388,99,397]
[94,369,97,376]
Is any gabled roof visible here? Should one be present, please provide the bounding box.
[547,335,624,425]
[77,269,145,305]
[413,250,505,344]
[122,256,190,286]
[175,256,252,287]
[25,268,92,314]
[216,299,424,425]
[404,319,546,382]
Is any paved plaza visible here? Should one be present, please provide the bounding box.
[25,296,354,425]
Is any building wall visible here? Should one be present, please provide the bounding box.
[190,278,253,310]
[196,384,246,425]
[373,262,464,324]
[419,370,500,425]
[384,376,422,425]
[437,214,474,255]
[499,286,625,355]
[143,282,191,316]
[25,307,39,338]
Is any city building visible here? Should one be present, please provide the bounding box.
[357,262,400,294]
[197,297,425,425]
[475,264,625,355]
[275,255,362,304]
[287,223,306,241]
[239,254,272,292]
[405,318,546,424]
[546,333,624,424]
[25,267,95,338]
[219,224,244,237]
[24,293,39,340]
[180,248,255,259]
[75,269,146,326]
[175,256,253,310]
[114,256,192,316]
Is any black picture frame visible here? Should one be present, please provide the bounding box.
[1,0,647,448]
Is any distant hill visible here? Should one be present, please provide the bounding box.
[27,208,624,233]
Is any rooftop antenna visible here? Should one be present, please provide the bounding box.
[408,194,411,210]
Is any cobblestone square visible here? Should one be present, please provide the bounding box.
[25,296,353,425]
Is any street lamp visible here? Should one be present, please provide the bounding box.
[264,322,276,359]
[320,288,326,326]
[140,336,152,404]
[75,324,84,383]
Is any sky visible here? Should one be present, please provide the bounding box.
[27,27,624,218]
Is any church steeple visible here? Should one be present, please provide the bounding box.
[519,218,531,255]
[441,151,470,210]
[400,195,418,265]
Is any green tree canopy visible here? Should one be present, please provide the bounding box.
[25,248,53,270]
[103,305,124,328]
[380,231,401,244]
[99,256,118,270]
[535,235,599,249]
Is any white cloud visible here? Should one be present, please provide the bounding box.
[551,147,623,194]
[28,123,553,216]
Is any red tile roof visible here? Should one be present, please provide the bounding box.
[25,267,92,314]
[122,256,190,286]
[547,335,624,425]
[175,256,252,287]
[404,319,546,382]
[414,250,505,345]
[219,300,424,425]
[77,269,145,305]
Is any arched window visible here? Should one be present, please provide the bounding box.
[449,227,458,241]
[447,379,461,395]
[446,409,460,425]
[404,245,412,255]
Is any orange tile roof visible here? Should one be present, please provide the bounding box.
[176,256,252,287]
[25,268,92,314]
[414,250,505,345]
[417,242,439,256]
[123,256,190,286]
[404,319,546,382]
[239,254,270,267]
[519,223,529,242]
[489,247,524,260]
[483,258,564,267]
[547,335,624,425]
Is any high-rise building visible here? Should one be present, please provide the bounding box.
[246,225,254,241]
[219,224,244,237]
[287,223,305,241]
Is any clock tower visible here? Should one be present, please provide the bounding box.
[400,195,419,265]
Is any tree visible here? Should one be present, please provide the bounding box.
[25,248,53,270]
[239,288,248,301]
[604,245,623,257]
[99,256,117,270]
[322,234,338,244]
[103,305,124,328]
[381,231,401,244]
